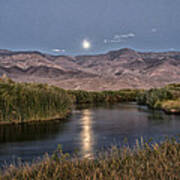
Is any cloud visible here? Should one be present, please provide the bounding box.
[52,49,66,53]
[104,39,108,44]
[110,39,123,43]
[170,48,175,51]
[104,32,135,44]
[104,39,123,43]
[152,28,157,33]
[115,33,135,39]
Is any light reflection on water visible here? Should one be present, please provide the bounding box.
[80,109,94,158]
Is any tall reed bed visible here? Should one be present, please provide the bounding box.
[0,80,72,123]
[1,139,179,179]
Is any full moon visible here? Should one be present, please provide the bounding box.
[82,40,91,49]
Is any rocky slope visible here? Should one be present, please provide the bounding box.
[0,48,180,90]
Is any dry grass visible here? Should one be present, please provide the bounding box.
[161,99,180,113]
[0,139,179,180]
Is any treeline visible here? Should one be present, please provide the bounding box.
[0,79,72,123]
[136,84,180,113]
[67,89,140,104]
[136,88,173,108]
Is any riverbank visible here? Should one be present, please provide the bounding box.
[0,78,141,125]
[136,84,180,114]
[161,100,180,114]
[0,78,180,125]
[0,139,179,179]
[0,79,72,124]
[0,111,71,125]
[68,84,180,114]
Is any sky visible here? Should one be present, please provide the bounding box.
[0,0,180,55]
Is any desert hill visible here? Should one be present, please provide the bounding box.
[0,48,180,90]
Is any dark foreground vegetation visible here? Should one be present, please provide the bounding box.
[0,78,72,124]
[137,84,180,114]
[0,139,179,180]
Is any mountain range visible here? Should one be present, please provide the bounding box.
[0,48,180,91]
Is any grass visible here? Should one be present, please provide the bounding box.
[0,139,179,180]
[136,84,180,114]
[0,79,179,179]
[0,78,72,124]
[0,77,180,124]
[0,78,141,124]
[0,78,180,124]
[161,99,180,114]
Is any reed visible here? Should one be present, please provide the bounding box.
[0,79,72,123]
[0,78,140,124]
[0,139,179,180]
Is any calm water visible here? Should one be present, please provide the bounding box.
[0,103,180,166]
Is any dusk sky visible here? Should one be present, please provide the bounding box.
[0,0,180,55]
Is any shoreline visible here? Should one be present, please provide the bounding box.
[0,80,180,126]
[0,110,71,126]
[0,103,179,126]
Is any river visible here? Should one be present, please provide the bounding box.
[0,103,180,166]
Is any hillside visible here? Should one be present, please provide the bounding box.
[0,48,180,90]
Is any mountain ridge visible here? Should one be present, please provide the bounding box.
[0,48,180,91]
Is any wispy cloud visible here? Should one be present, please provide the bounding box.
[169,48,175,51]
[52,49,66,53]
[114,33,135,39]
[104,33,135,44]
[151,28,157,33]
[104,39,123,44]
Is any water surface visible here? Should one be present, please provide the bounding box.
[0,103,180,166]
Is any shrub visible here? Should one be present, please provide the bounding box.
[136,88,173,109]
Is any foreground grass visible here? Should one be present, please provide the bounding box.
[0,79,72,124]
[0,139,179,180]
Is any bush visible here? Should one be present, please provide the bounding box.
[136,88,173,109]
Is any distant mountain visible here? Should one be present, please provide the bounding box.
[0,48,180,90]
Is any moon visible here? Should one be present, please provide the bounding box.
[82,40,91,49]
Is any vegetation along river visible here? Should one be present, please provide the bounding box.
[0,103,180,167]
